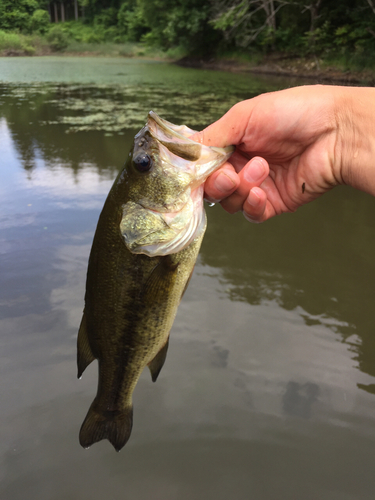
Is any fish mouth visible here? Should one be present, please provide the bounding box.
[147,111,234,186]
[121,112,234,257]
[148,110,232,155]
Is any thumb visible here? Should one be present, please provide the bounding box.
[190,100,254,148]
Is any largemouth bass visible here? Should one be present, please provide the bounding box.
[77,111,233,451]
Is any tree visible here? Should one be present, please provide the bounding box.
[210,0,291,48]
[0,0,40,31]
[304,0,322,31]
[117,0,148,41]
[137,0,219,53]
[30,8,50,32]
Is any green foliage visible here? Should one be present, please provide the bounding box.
[302,21,333,54]
[56,20,104,43]
[46,24,70,51]
[137,0,218,53]
[0,29,36,54]
[0,0,39,31]
[210,0,375,56]
[30,9,50,34]
[1,0,375,67]
[94,7,118,28]
[117,1,148,41]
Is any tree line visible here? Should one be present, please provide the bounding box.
[1,0,375,58]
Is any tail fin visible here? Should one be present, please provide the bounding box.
[79,400,133,452]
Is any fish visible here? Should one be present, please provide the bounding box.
[77,111,233,451]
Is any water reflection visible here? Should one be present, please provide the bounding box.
[201,189,375,388]
[0,84,134,174]
[2,396,375,500]
[282,381,320,418]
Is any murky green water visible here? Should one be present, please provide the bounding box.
[1,57,375,500]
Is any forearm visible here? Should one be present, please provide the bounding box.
[336,86,375,196]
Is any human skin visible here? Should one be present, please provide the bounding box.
[192,85,375,223]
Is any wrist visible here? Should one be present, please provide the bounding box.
[336,86,375,196]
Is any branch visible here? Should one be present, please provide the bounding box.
[211,0,298,46]
[366,0,375,15]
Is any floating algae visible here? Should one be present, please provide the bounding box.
[1,82,244,134]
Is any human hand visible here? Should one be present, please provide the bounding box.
[193,85,375,222]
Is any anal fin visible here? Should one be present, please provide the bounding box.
[77,312,95,379]
[148,337,169,382]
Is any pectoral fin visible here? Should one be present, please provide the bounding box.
[148,338,169,382]
[141,256,179,301]
[77,312,95,379]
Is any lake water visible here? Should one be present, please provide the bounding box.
[1,57,375,500]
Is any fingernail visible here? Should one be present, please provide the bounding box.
[204,196,220,204]
[214,172,237,193]
[248,189,261,207]
[243,212,262,224]
[244,159,266,183]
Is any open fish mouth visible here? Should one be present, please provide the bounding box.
[148,111,233,186]
[120,111,234,258]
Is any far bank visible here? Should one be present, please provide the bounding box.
[176,54,375,86]
[1,31,374,86]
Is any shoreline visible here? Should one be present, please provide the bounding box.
[1,49,374,85]
[175,55,375,86]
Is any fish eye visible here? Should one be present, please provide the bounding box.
[133,153,152,173]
